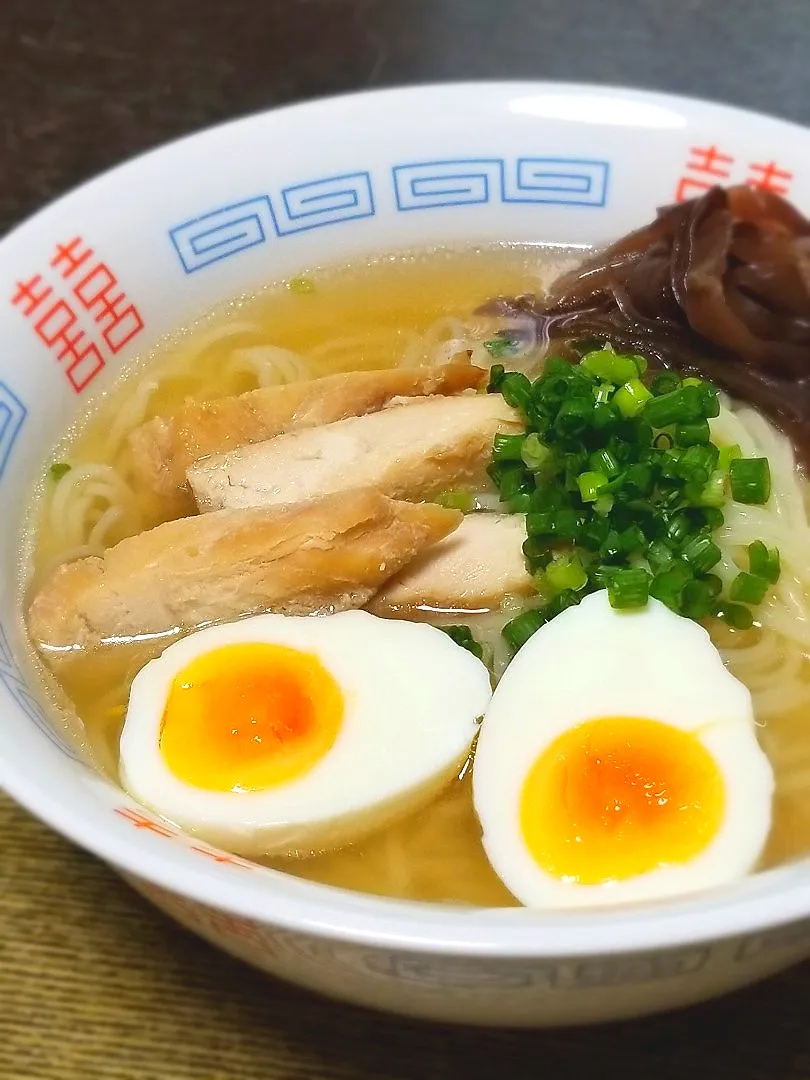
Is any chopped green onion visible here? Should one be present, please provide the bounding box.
[545,553,588,593]
[506,493,532,513]
[620,462,654,497]
[589,448,621,478]
[434,490,474,512]
[287,275,315,294]
[697,383,720,419]
[600,528,623,562]
[716,603,755,631]
[680,579,716,620]
[521,432,552,472]
[484,335,516,360]
[526,510,554,538]
[650,562,692,611]
[675,419,711,446]
[619,523,647,554]
[646,538,675,573]
[500,372,532,411]
[666,512,691,547]
[551,507,581,541]
[748,540,781,584]
[643,385,710,427]
[492,433,526,463]
[653,431,675,450]
[729,457,771,505]
[651,371,681,396]
[718,443,742,472]
[699,470,726,508]
[486,347,774,631]
[522,537,550,562]
[606,567,651,609]
[681,534,722,575]
[487,364,506,393]
[502,610,545,651]
[579,516,610,552]
[698,506,725,531]
[529,486,564,512]
[592,401,621,430]
[614,379,653,418]
[631,353,648,375]
[554,396,594,437]
[497,466,531,502]
[730,571,769,606]
[678,443,719,479]
[440,625,484,660]
[577,470,608,502]
[580,349,638,384]
[704,573,723,598]
[543,589,582,620]
[49,462,71,480]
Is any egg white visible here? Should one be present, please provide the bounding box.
[120,610,491,857]
[473,591,775,909]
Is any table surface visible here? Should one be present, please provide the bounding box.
[4,1,810,1076]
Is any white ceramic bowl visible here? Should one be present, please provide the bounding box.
[3,82,810,1028]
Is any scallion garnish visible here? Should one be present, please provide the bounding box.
[613,379,652,418]
[729,457,771,504]
[716,602,755,631]
[287,275,315,294]
[486,345,779,648]
[544,552,588,593]
[730,572,769,606]
[748,540,781,584]
[606,567,651,609]
[492,433,526,463]
[440,625,485,660]
[502,610,546,651]
[435,491,475,512]
[483,335,517,360]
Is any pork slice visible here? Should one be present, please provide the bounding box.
[187,393,522,513]
[128,361,486,517]
[368,513,532,616]
[28,489,461,657]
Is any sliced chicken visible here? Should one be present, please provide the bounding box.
[188,393,522,513]
[368,513,533,616]
[28,490,461,657]
[128,361,485,516]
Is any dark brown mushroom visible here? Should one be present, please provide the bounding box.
[481,186,810,461]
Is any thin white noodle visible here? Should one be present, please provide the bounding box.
[101,379,159,459]
[228,345,309,387]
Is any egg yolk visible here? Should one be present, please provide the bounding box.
[519,716,725,885]
[159,643,343,792]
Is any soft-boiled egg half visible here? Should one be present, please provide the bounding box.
[473,591,774,909]
[120,610,491,857]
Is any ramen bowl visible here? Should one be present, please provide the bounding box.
[3,83,810,1028]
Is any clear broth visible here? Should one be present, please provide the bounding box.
[21,244,810,906]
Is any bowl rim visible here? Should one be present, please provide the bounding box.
[4,78,810,960]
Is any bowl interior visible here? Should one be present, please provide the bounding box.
[3,82,810,957]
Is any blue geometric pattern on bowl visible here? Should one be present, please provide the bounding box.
[0,623,77,759]
[169,196,274,274]
[393,157,610,210]
[271,172,374,236]
[393,160,503,209]
[167,156,610,273]
[0,380,26,480]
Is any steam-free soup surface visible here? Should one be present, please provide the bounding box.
[21,244,810,906]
